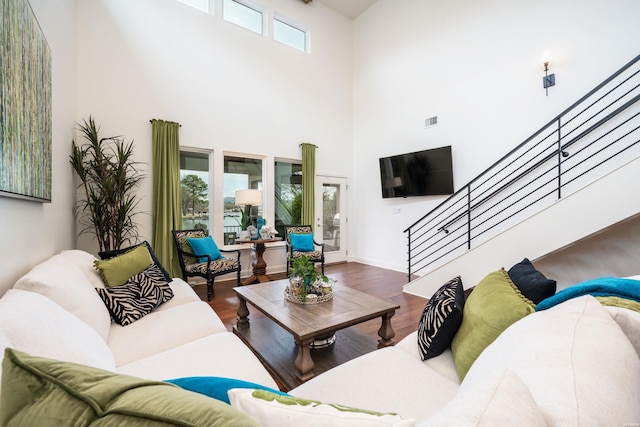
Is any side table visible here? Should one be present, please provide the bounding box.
[236,238,281,285]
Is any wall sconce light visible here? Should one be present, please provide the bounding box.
[542,52,555,96]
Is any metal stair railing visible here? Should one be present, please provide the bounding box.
[404,55,640,281]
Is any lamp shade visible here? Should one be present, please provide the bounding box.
[235,189,262,206]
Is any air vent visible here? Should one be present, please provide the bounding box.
[425,116,438,128]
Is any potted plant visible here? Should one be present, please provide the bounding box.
[224,208,252,240]
[69,116,144,252]
[288,255,334,303]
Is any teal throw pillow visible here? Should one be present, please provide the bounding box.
[290,233,314,252]
[186,236,222,263]
[165,376,288,404]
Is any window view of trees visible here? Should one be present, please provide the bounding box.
[177,152,305,244]
[274,160,302,236]
[180,151,210,232]
[181,174,208,230]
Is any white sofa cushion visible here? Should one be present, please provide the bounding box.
[461,295,640,426]
[13,253,111,341]
[0,289,115,371]
[290,346,460,421]
[60,249,105,288]
[116,332,279,389]
[108,301,227,366]
[604,305,640,357]
[420,369,545,427]
[396,331,460,384]
[154,278,201,312]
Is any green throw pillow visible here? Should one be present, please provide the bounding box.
[451,268,535,381]
[0,348,259,426]
[93,243,153,287]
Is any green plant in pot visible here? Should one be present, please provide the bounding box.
[70,116,144,252]
[289,255,333,303]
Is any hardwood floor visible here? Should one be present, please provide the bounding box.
[192,262,427,343]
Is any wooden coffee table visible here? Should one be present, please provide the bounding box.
[233,279,400,389]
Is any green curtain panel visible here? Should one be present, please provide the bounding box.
[151,119,182,278]
[301,143,316,230]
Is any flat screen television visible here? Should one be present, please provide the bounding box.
[379,146,454,198]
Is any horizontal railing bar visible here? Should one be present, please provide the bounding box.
[558,83,639,145]
[561,92,640,152]
[560,68,640,132]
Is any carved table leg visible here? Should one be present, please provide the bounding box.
[377,311,396,348]
[294,337,315,382]
[236,298,250,330]
[253,242,267,276]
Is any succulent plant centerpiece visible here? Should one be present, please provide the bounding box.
[286,255,335,304]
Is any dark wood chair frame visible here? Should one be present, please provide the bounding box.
[284,224,325,277]
[172,229,241,301]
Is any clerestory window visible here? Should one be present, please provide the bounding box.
[223,0,264,35]
[274,14,308,52]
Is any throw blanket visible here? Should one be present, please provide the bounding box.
[536,277,640,311]
[595,296,640,314]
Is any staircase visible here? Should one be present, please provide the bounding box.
[403,55,640,298]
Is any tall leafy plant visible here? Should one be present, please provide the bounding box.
[70,117,144,252]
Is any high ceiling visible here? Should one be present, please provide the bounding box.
[314,0,377,19]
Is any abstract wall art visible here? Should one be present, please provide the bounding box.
[0,0,52,202]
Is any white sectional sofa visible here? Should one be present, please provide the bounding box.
[1,249,639,426]
[0,249,278,394]
[290,281,640,426]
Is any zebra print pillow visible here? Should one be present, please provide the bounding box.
[96,263,174,326]
[417,276,465,360]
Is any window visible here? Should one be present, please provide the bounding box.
[176,0,212,13]
[224,155,263,243]
[274,160,302,237]
[223,0,264,35]
[274,15,307,52]
[180,150,211,232]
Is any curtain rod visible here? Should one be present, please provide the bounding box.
[299,143,318,148]
[149,119,182,127]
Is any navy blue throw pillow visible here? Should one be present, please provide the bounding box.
[508,258,556,304]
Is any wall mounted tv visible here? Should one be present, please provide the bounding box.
[379,146,454,198]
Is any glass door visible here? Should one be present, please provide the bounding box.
[315,176,348,264]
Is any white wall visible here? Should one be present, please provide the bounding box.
[4,0,639,295]
[74,0,354,273]
[350,0,640,272]
[0,0,77,296]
